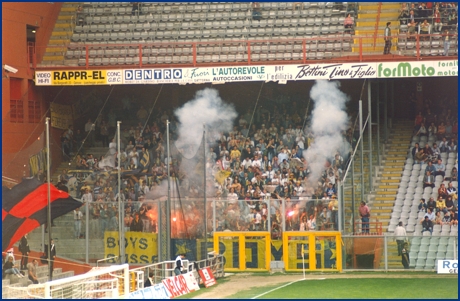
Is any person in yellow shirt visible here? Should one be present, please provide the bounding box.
[230,146,241,161]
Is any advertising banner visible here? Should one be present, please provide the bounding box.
[266,62,378,81]
[437,260,458,274]
[198,267,217,288]
[104,231,158,264]
[35,70,123,85]
[50,102,73,130]
[161,271,200,298]
[127,283,172,299]
[376,60,458,78]
[35,60,457,86]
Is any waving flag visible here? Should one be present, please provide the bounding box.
[2,178,82,252]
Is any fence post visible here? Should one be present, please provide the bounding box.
[383,235,388,272]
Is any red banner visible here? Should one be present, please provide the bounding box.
[198,267,217,288]
[161,272,200,298]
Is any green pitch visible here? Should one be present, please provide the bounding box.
[231,278,458,299]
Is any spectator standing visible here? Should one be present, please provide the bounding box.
[144,271,154,287]
[401,242,410,269]
[359,201,371,233]
[174,254,186,275]
[19,234,30,270]
[442,29,451,56]
[394,222,407,256]
[74,207,83,239]
[130,213,143,232]
[383,22,392,54]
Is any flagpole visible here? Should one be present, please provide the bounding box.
[45,117,52,282]
[203,124,207,259]
[166,120,171,260]
[117,121,124,264]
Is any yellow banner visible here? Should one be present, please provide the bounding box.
[104,231,158,264]
[29,148,48,176]
[50,103,73,130]
[53,70,107,85]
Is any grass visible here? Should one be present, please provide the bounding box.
[227,278,459,299]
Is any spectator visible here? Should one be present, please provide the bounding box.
[344,13,354,34]
[27,259,39,284]
[398,3,409,25]
[426,198,437,212]
[383,22,392,55]
[131,2,141,16]
[421,216,433,234]
[401,242,410,269]
[434,210,444,225]
[423,171,435,188]
[2,256,23,278]
[359,201,371,233]
[418,198,428,213]
[438,183,448,199]
[251,2,261,21]
[130,213,143,232]
[394,221,407,256]
[76,5,85,27]
[436,196,447,214]
[442,29,451,56]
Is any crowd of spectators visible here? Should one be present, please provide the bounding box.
[411,93,458,234]
[398,2,458,36]
[49,95,360,239]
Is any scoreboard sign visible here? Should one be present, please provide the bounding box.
[198,267,217,288]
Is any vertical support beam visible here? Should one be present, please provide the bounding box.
[368,81,373,192]
[384,235,388,271]
[359,101,364,207]
[282,199,286,232]
[351,160,355,233]
[166,120,171,261]
[338,182,343,232]
[203,125,207,259]
[376,81,381,166]
[117,121,123,264]
[45,117,52,282]
[85,198,89,264]
[384,81,388,143]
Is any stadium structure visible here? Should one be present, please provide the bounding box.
[2,2,458,299]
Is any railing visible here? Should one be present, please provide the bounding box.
[354,219,383,235]
[32,33,458,70]
[373,2,382,50]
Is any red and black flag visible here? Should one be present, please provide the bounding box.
[2,178,82,252]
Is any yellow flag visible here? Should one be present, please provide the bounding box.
[215,170,231,185]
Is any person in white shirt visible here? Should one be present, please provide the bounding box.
[252,154,262,169]
[394,221,407,256]
[74,207,83,239]
[81,189,93,203]
[227,188,238,203]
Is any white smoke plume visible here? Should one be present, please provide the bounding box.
[303,80,351,185]
[174,88,237,158]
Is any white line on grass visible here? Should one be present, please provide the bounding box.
[250,278,326,299]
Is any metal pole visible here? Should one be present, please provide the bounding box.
[203,125,207,259]
[45,117,52,282]
[85,196,89,264]
[351,160,355,234]
[368,81,373,192]
[338,181,343,232]
[213,198,216,234]
[117,121,123,264]
[384,81,388,143]
[384,235,388,271]
[359,101,364,207]
[282,198,286,232]
[166,120,171,260]
[376,82,381,166]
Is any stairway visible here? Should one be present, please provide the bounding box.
[41,2,80,65]
[370,119,413,231]
[353,2,400,53]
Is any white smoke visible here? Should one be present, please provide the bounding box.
[174,88,237,158]
[303,80,350,185]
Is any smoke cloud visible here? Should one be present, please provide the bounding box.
[303,80,351,185]
[174,88,237,158]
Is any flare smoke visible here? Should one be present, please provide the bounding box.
[303,80,351,185]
